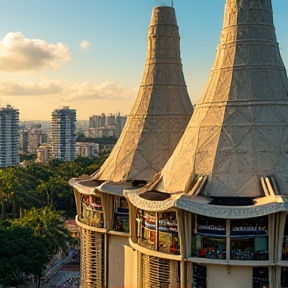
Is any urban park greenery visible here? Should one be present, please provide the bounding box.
[0,154,109,287]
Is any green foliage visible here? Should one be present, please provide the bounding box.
[19,153,37,163]
[14,206,71,257]
[0,167,39,218]
[0,154,109,218]
[0,226,49,287]
[0,155,111,285]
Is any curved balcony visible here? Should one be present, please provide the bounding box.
[75,215,107,233]
[78,195,104,229]
[136,209,180,256]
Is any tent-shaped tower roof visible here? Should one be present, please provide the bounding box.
[150,0,288,197]
[70,6,193,194]
[91,6,193,183]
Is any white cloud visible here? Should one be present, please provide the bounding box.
[80,40,91,50]
[0,79,137,101]
[0,32,70,73]
[0,79,63,95]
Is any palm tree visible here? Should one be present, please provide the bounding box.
[14,206,71,256]
[0,167,39,218]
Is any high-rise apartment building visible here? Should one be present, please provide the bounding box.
[50,106,76,161]
[19,130,29,154]
[0,105,19,167]
[87,113,127,139]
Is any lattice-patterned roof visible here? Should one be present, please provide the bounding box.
[92,6,193,182]
[153,0,288,197]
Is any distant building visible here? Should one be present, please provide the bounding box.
[0,105,19,167]
[50,106,76,161]
[76,142,99,158]
[19,130,29,154]
[19,126,49,154]
[115,114,126,138]
[28,125,49,153]
[35,143,51,163]
[87,113,126,139]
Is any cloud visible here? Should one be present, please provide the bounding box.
[0,79,137,102]
[0,79,63,95]
[0,32,70,73]
[80,40,91,50]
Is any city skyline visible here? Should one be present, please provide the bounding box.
[0,0,287,120]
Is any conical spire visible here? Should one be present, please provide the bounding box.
[153,0,288,197]
[93,6,193,182]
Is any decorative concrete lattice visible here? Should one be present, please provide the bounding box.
[80,228,104,288]
[141,254,171,288]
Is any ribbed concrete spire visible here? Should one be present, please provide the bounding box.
[154,0,288,197]
[93,6,193,182]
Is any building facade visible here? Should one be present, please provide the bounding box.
[35,143,51,163]
[51,106,76,161]
[127,0,288,287]
[70,5,193,288]
[71,0,288,287]
[19,130,28,154]
[0,105,19,167]
[87,113,126,139]
[76,142,99,158]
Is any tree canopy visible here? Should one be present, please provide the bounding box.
[14,206,71,257]
[0,226,49,287]
[0,154,109,218]
[0,154,109,285]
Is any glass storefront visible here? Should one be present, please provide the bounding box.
[136,209,180,255]
[192,215,226,259]
[113,196,129,233]
[230,217,268,261]
[252,267,268,288]
[192,264,207,288]
[192,215,268,261]
[81,195,104,228]
[282,267,288,288]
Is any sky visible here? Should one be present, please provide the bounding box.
[0,0,287,121]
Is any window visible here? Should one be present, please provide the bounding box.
[81,195,104,228]
[192,215,226,259]
[192,215,269,261]
[230,216,268,260]
[158,211,179,254]
[113,196,129,232]
[136,209,180,255]
[281,267,288,288]
[282,216,288,260]
[192,264,206,288]
[252,267,268,288]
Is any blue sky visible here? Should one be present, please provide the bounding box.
[0,0,287,120]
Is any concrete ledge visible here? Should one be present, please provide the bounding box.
[129,238,183,261]
[75,215,107,233]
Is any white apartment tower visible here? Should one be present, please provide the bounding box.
[51,106,76,161]
[0,105,19,167]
